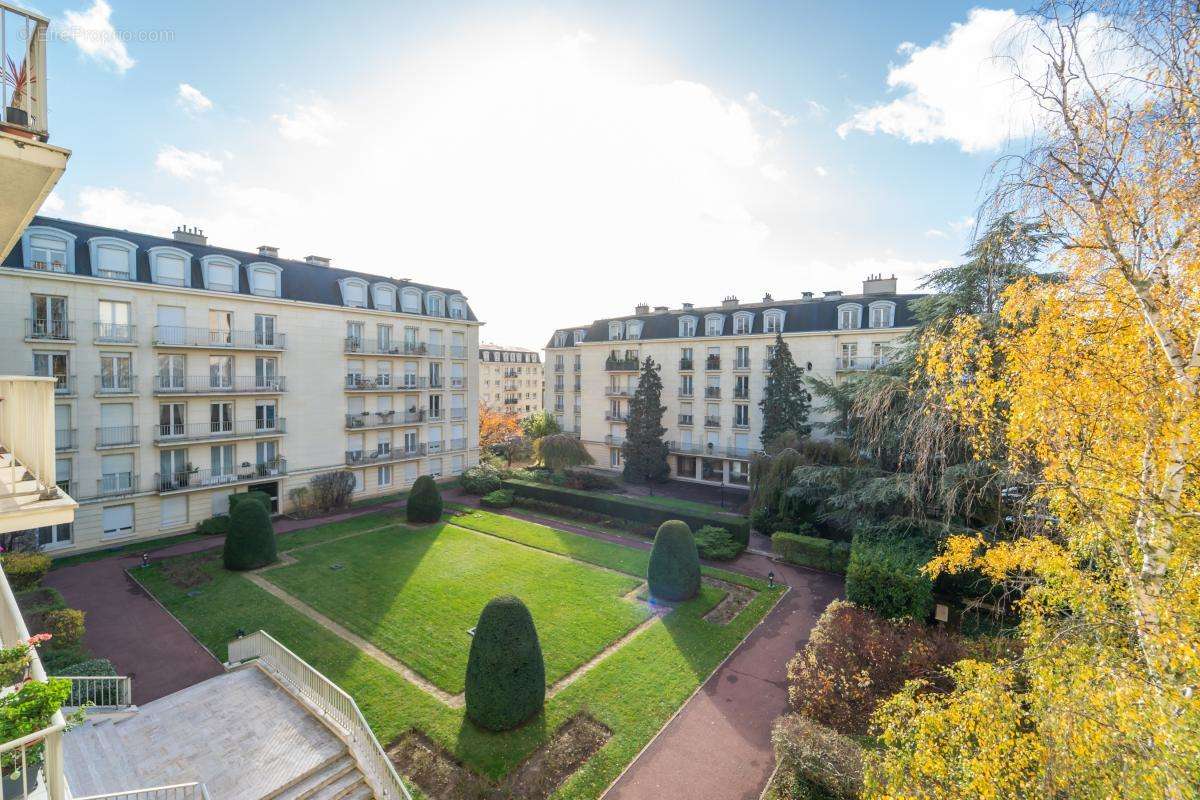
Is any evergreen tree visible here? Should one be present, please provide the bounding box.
[759,333,811,448]
[621,356,670,486]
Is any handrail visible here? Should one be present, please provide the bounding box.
[60,675,133,709]
[72,782,210,800]
[228,630,412,800]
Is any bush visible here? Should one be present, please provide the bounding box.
[647,520,701,602]
[693,525,744,561]
[460,463,503,495]
[406,475,443,523]
[222,501,278,571]
[465,595,545,731]
[16,587,65,616]
[196,514,232,537]
[503,479,750,545]
[229,491,273,515]
[52,657,115,677]
[845,525,935,620]
[480,489,514,509]
[309,470,356,512]
[773,531,851,573]
[1,552,51,591]
[771,714,864,800]
[511,497,656,537]
[561,468,622,492]
[533,434,595,472]
[42,608,85,648]
[786,601,962,736]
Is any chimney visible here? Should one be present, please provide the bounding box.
[721,295,739,309]
[801,291,813,299]
[863,273,898,295]
[172,225,206,246]
[305,255,331,267]
[635,302,650,315]
[762,292,774,303]
[653,305,668,313]
[823,290,843,298]
[258,245,279,258]
[681,302,694,310]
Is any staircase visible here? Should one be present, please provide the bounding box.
[267,752,373,800]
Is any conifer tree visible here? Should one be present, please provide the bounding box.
[759,333,811,448]
[621,357,670,485]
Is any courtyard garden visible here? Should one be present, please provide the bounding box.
[133,505,780,799]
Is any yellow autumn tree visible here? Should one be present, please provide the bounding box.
[867,2,1200,797]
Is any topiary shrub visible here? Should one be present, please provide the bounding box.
[196,514,232,537]
[222,500,278,571]
[465,595,545,731]
[229,491,273,515]
[41,608,85,648]
[693,525,744,561]
[647,520,701,601]
[480,489,514,509]
[773,530,851,573]
[460,463,503,495]
[1,552,51,591]
[406,475,443,523]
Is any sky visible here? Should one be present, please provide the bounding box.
[19,0,1054,347]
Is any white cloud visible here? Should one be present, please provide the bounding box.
[272,100,341,146]
[176,83,213,114]
[814,165,828,178]
[40,191,66,216]
[924,228,948,239]
[155,146,223,179]
[746,92,796,127]
[75,187,181,233]
[59,0,135,73]
[805,100,828,119]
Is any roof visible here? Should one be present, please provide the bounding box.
[544,294,923,347]
[3,217,478,322]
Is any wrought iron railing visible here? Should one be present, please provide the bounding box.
[154,419,285,442]
[153,326,286,350]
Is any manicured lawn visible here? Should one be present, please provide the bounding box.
[615,491,746,517]
[134,508,783,799]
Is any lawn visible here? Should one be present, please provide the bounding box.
[134,508,783,799]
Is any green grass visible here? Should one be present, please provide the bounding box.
[50,531,209,569]
[613,491,746,517]
[134,507,783,798]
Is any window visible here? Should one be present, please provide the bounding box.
[425,291,445,316]
[158,354,185,391]
[255,357,278,389]
[30,294,69,339]
[704,314,724,336]
[149,246,191,287]
[735,346,750,369]
[22,227,76,273]
[400,287,422,314]
[247,263,282,298]
[254,314,278,348]
[98,403,134,446]
[209,355,233,389]
[837,303,862,330]
[256,440,278,466]
[553,331,568,347]
[868,300,896,328]
[626,320,644,340]
[211,444,235,477]
[734,404,750,427]
[346,321,364,351]
[449,295,467,319]
[88,237,137,280]
[378,465,393,486]
[735,374,750,399]
[210,402,233,434]
[678,316,697,337]
[159,403,185,438]
[36,522,72,549]
[256,401,278,431]
[200,255,239,292]
[574,329,587,343]
[840,342,858,368]
[372,283,397,311]
[99,353,132,392]
[608,321,625,341]
[764,309,785,334]
[101,504,134,540]
[98,300,132,342]
[100,453,134,494]
[339,278,368,308]
[733,312,753,335]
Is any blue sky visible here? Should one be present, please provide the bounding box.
[27,0,1035,346]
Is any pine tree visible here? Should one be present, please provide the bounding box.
[622,356,670,486]
[759,333,811,449]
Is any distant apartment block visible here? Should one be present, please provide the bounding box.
[544,276,920,487]
[479,344,543,418]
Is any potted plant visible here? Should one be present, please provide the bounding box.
[239,461,253,480]
[2,56,36,137]
[0,634,51,687]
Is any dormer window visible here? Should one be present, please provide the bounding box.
[574,329,587,343]
[88,236,137,280]
[339,277,369,308]
[448,295,467,319]
[247,263,283,298]
[400,287,422,314]
[837,303,862,330]
[148,246,191,287]
[199,255,239,292]
[554,331,568,348]
[608,321,623,341]
[22,227,76,273]
[868,300,896,328]
[626,320,643,340]
[704,314,725,336]
[732,311,753,335]
[372,283,397,311]
[764,309,785,334]
[425,291,445,316]
[678,316,697,337]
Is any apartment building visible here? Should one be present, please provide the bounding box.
[478,344,543,418]
[0,216,481,555]
[544,276,921,487]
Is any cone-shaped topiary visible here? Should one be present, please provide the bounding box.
[223,499,277,571]
[465,595,546,731]
[647,520,701,601]
[406,475,443,523]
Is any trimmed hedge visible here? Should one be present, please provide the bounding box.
[647,520,701,602]
[1,552,51,591]
[845,529,934,620]
[480,489,514,509]
[465,595,545,731]
[196,514,232,536]
[406,475,444,523]
[229,491,273,515]
[773,531,851,573]
[502,479,749,545]
[223,501,278,571]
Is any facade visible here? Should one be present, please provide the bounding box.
[0,216,481,555]
[544,276,920,487]
[478,344,543,418]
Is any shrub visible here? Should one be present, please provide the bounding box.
[406,475,443,523]
[309,470,356,512]
[52,657,115,676]
[465,595,545,731]
[503,479,750,544]
[1,553,51,591]
[773,531,851,573]
[196,514,232,537]
[223,500,277,571]
[693,525,744,561]
[771,714,864,800]
[16,588,65,616]
[845,525,935,620]
[460,463,503,495]
[42,609,85,648]
[647,520,701,601]
[561,468,622,492]
[480,489,514,509]
[786,601,962,736]
[511,497,656,537]
[229,491,273,515]
[533,434,594,472]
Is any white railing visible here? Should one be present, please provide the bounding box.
[0,376,56,493]
[228,630,412,800]
[73,782,210,800]
[61,675,132,710]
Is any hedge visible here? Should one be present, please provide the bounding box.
[465,595,545,731]
[772,531,851,573]
[229,491,273,515]
[845,530,934,620]
[223,501,278,571]
[502,479,750,545]
[196,514,232,537]
[406,475,443,523]
[480,489,514,509]
[1,552,51,591]
[647,520,701,602]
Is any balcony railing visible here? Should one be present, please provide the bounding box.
[605,411,629,422]
[154,376,286,394]
[95,374,137,395]
[40,374,75,396]
[704,386,721,398]
[704,415,721,427]
[96,269,133,281]
[55,428,76,451]
[604,434,625,446]
[345,446,425,465]
[605,356,640,371]
[96,425,138,448]
[94,322,136,343]
[154,326,286,350]
[344,338,426,356]
[837,356,884,371]
[345,375,428,391]
[554,363,565,373]
[156,459,287,492]
[450,345,467,359]
[429,377,445,389]
[678,414,693,426]
[0,3,50,139]
[733,420,751,430]
[448,438,467,451]
[605,387,633,397]
[734,386,750,399]
[97,472,138,498]
[155,419,286,442]
[25,318,73,341]
[573,362,582,372]
[705,356,721,370]
[734,358,751,370]
[678,387,694,398]
[345,410,425,428]
[450,407,466,420]
[450,377,467,390]
[427,409,445,421]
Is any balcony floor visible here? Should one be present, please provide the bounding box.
[0,131,70,261]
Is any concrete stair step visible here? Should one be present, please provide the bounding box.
[269,754,355,800]
[340,783,374,800]
[308,769,367,800]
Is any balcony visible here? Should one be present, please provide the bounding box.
[733,386,750,400]
[605,356,640,372]
[704,415,721,427]
[428,376,446,389]
[605,387,633,397]
[450,377,468,390]
[94,322,136,344]
[155,326,286,351]
[554,363,565,373]
[450,345,467,359]
[448,438,467,451]
[704,386,721,399]
[344,338,426,356]
[0,375,77,535]
[156,459,287,493]
[605,411,629,422]
[605,434,625,446]
[678,414,694,426]
[344,375,426,391]
[38,374,75,397]
[155,418,286,443]
[573,362,582,372]
[836,356,882,371]
[345,410,425,429]
[55,427,76,451]
[154,375,286,395]
[734,358,751,371]
[427,409,445,421]
[96,472,138,498]
[95,373,137,395]
[705,356,721,370]
[678,387,694,398]
[733,420,751,430]
[96,425,138,448]
[345,446,425,466]
[450,407,466,421]
[25,318,73,342]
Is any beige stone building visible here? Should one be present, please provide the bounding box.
[478,344,543,418]
[0,216,481,555]
[543,276,921,487]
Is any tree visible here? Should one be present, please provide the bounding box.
[480,404,526,466]
[621,357,670,486]
[465,595,545,731]
[521,410,561,441]
[533,433,593,472]
[647,520,701,601]
[759,333,811,448]
[222,500,277,571]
